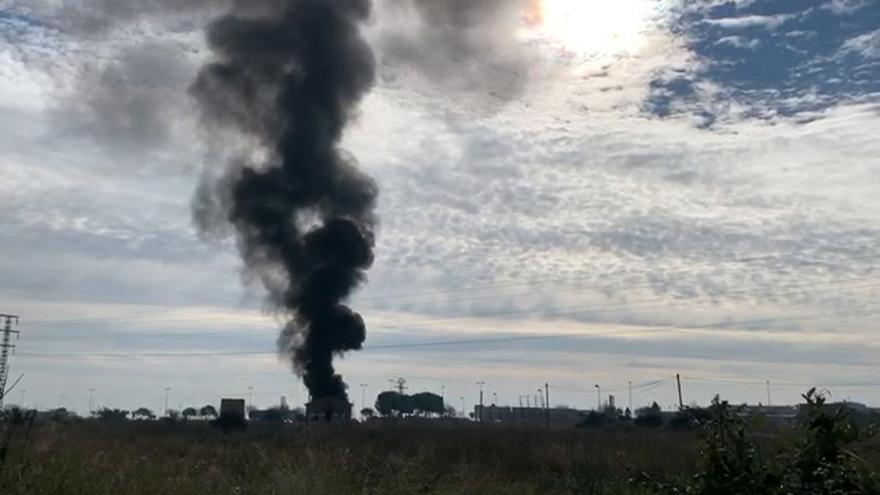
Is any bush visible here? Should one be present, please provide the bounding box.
[780,389,879,494]
[635,402,664,428]
[634,389,880,495]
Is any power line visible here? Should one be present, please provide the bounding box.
[681,375,880,389]
[550,379,666,395]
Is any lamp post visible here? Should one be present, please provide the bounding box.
[164,387,171,417]
[460,396,465,418]
[492,392,498,405]
[594,384,601,411]
[476,381,485,423]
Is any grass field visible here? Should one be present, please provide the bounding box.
[4,403,879,495]
[1,420,699,494]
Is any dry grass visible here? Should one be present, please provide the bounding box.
[0,420,699,494]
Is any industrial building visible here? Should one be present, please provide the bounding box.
[305,396,352,422]
[474,405,585,426]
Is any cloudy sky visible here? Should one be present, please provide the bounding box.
[1,0,879,415]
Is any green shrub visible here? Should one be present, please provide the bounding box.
[634,389,879,495]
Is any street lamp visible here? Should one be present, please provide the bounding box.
[594,384,601,411]
[492,392,498,405]
[460,396,465,418]
[164,387,171,417]
[476,381,485,423]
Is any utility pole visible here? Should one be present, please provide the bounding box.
[0,313,21,409]
[389,378,407,395]
[544,383,550,427]
[676,374,684,410]
[476,381,485,423]
[88,388,95,416]
[766,380,772,408]
[628,381,633,413]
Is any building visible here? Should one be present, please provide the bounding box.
[305,396,352,422]
[220,398,245,421]
[475,405,584,426]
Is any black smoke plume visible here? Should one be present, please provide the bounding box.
[191,0,378,401]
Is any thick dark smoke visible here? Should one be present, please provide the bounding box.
[191,0,378,400]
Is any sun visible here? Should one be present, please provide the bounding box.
[529,0,656,58]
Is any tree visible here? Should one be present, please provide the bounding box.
[182,407,198,420]
[200,405,218,418]
[132,407,156,420]
[375,391,413,417]
[48,407,75,421]
[412,392,444,416]
[95,408,129,422]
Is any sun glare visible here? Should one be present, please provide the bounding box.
[532,0,656,58]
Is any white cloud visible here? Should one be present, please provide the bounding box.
[703,14,795,30]
[716,35,760,49]
[841,29,880,59]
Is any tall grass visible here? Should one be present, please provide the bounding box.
[6,395,877,495]
[0,421,696,494]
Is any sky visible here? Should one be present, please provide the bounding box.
[1,0,879,415]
